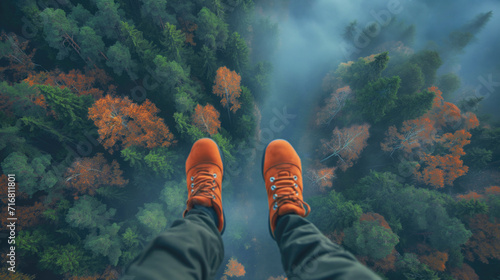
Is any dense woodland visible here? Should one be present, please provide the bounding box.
[0,0,499,279]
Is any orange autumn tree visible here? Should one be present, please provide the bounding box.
[0,32,36,81]
[450,263,479,280]
[458,191,483,200]
[24,68,113,99]
[213,66,242,115]
[192,103,221,136]
[463,214,500,264]
[316,86,353,125]
[223,257,245,277]
[381,117,435,156]
[416,244,448,272]
[306,166,336,192]
[65,153,128,197]
[359,213,391,230]
[267,276,287,280]
[88,95,174,152]
[321,124,370,171]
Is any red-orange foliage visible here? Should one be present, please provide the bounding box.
[464,214,500,264]
[381,117,435,156]
[321,124,370,171]
[458,192,483,200]
[88,95,174,152]
[316,86,353,125]
[213,66,242,114]
[450,263,479,280]
[0,32,35,81]
[192,103,221,136]
[267,276,287,280]
[65,153,128,197]
[24,68,113,99]
[306,166,336,192]
[368,249,397,273]
[223,257,245,277]
[326,229,345,245]
[485,186,500,195]
[16,201,45,230]
[417,247,448,271]
[360,213,391,230]
[178,18,198,46]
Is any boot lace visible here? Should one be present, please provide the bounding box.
[269,173,311,215]
[189,169,220,201]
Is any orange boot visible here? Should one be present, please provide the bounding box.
[262,139,311,239]
[183,138,225,234]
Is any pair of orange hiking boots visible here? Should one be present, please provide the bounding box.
[183,138,311,238]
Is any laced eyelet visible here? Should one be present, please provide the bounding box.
[273,203,278,210]
[212,187,215,191]
[270,177,275,182]
[273,193,278,200]
[191,189,194,193]
[191,176,194,181]
[191,183,194,188]
[271,185,276,190]
[296,192,299,196]
[213,173,217,178]
[212,194,216,199]
[294,183,298,188]
[293,175,298,180]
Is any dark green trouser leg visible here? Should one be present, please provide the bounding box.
[275,214,382,280]
[122,209,224,280]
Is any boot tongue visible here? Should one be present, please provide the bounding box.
[277,170,290,177]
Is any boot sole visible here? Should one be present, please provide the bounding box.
[214,139,227,236]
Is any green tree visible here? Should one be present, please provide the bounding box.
[84,223,122,266]
[437,73,461,97]
[140,0,175,27]
[308,190,363,232]
[144,147,176,178]
[70,4,92,26]
[120,227,142,266]
[389,63,424,95]
[39,244,89,275]
[336,52,390,90]
[224,32,249,73]
[357,76,400,123]
[66,195,116,229]
[106,41,135,76]
[161,22,185,62]
[37,84,94,133]
[90,0,122,39]
[196,7,228,49]
[136,202,168,238]
[173,112,205,143]
[17,229,51,256]
[120,21,159,62]
[344,220,399,259]
[1,152,57,196]
[153,55,189,91]
[196,45,217,81]
[39,8,78,59]
[78,26,105,63]
[160,180,186,219]
[387,87,435,124]
[409,50,442,87]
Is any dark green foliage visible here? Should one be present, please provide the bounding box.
[106,42,135,76]
[66,195,116,229]
[139,0,175,27]
[357,76,400,123]
[387,88,435,124]
[409,51,442,87]
[39,8,78,59]
[143,147,177,178]
[136,202,168,238]
[84,223,122,266]
[224,32,249,73]
[336,52,390,90]
[90,0,122,39]
[153,54,189,91]
[37,84,94,133]
[120,227,143,266]
[234,86,257,140]
[78,26,105,63]
[196,7,229,49]
[161,22,186,62]
[437,73,461,97]
[195,45,218,81]
[344,220,399,260]
[388,63,424,95]
[17,229,51,256]
[120,21,159,62]
[160,180,186,219]
[450,198,488,220]
[70,4,92,26]
[307,191,363,232]
[248,61,273,102]
[395,253,439,280]
[1,151,57,196]
[226,0,255,36]
[173,112,205,142]
[447,11,493,53]
[39,243,90,275]
[463,147,493,169]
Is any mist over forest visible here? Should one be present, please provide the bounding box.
[0,0,499,279]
